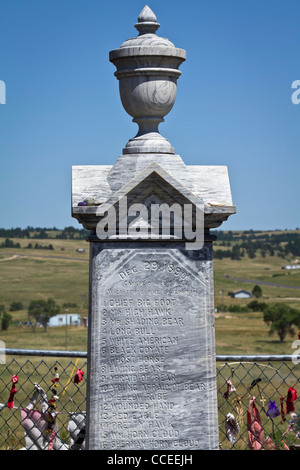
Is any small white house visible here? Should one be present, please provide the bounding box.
[48,313,81,327]
[228,289,252,299]
[282,265,300,270]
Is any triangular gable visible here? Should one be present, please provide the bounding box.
[95,163,205,249]
[98,162,207,212]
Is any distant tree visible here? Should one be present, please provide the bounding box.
[252,285,262,298]
[247,300,268,312]
[34,230,48,239]
[228,304,249,313]
[247,247,256,258]
[9,301,23,311]
[28,298,60,331]
[0,305,6,320]
[0,305,12,331]
[62,302,78,308]
[263,303,300,342]
[1,311,12,331]
[231,244,242,260]
[214,249,232,260]
[0,238,15,248]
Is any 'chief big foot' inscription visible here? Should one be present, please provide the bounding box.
[88,246,218,449]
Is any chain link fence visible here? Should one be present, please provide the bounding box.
[217,355,300,450]
[0,349,87,450]
[0,349,299,450]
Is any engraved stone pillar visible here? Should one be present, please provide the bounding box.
[72,6,236,450]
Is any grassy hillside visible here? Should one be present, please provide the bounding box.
[0,230,299,355]
[0,237,89,308]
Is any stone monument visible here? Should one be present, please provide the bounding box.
[72,5,236,450]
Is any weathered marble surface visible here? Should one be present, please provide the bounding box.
[72,161,233,207]
[86,241,218,450]
[109,5,185,155]
[72,160,235,231]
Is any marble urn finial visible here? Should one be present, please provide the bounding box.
[135,5,160,34]
[109,6,186,155]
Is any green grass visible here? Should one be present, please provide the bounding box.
[0,325,88,351]
[0,238,89,312]
[214,311,297,355]
[0,237,90,351]
[213,251,300,355]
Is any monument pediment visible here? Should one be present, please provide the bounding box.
[100,163,206,212]
[77,163,205,241]
[72,162,235,231]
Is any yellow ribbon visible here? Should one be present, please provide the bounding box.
[232,396,244,426]
[61,358,79,397]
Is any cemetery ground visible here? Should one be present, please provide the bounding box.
[0,231,300,354]
[0,231,300,449]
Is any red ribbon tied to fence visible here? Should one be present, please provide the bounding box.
[74,369,84,384]
[286,387,298,414]
[7,375,19,409]
[247,396,265,450]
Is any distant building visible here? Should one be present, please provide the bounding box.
[48,313,81,327]
[228,289,252,299]
[282,265,300,270]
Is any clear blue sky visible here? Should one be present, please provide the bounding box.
[1,0,299,231]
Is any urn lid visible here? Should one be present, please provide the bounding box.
[120,5,175,49]
[109,5,186,61]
